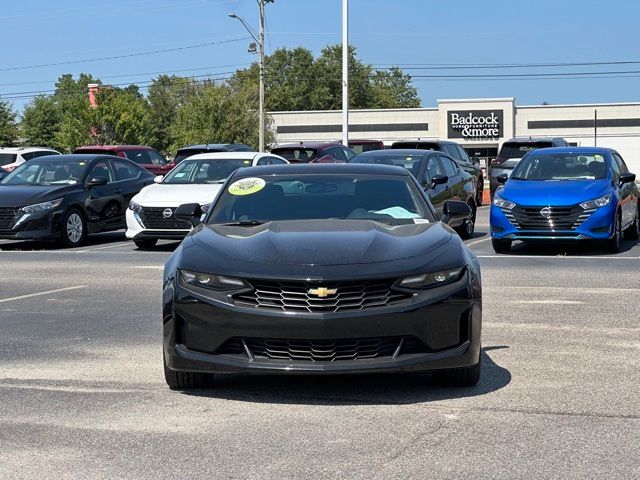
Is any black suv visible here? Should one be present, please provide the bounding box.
[174,143,254,164]
[489,137,569,197]
[392,140,484,205]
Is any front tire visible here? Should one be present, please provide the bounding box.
[623,204,639,240]
[164,353,215,390]
[605,212,622,253]
[134,238,158,249]
[492,237,511,253]
[59,208,86,248]
[435,355,481,387]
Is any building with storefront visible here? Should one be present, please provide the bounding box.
[270,97,640,173]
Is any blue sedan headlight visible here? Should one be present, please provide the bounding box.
[493,196,515,210]
[579,194,612,210]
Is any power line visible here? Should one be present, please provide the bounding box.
[373,60,640,70]
[0,37,250,72]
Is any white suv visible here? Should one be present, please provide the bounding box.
[0,147,61,173]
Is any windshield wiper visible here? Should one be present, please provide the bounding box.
[220,220,266,226]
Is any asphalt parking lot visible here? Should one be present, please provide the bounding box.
[1,205,639,479]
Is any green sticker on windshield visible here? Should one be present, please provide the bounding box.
[228,177,265,195]
[243,160,251,164]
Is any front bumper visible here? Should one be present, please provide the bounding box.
[0,210,61,241]
[164,273,482,375]
[490,203,616,240]
[125,208,190,241]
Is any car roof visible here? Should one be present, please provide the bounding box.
[527,147,613,155]
[33,154,123,162]
[392,139,450,145]
[354,149,432,156]
[176,143,252,152]
[75,145,154,151]
[231,163,408,178]
[503,137,566,144]
[273,141,343,149]
[0,146,58,153]
[181,152,263,161]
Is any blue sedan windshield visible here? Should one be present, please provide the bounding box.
[511,153,608,181]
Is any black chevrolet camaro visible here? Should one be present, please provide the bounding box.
[163,164,482,389]
[0,154,154,247]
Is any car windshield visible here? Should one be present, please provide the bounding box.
[270,148,318,163]
[511,153,608,181]
[0,153,18,166]
[162,158,253,184]
[1,159,89,186]
[392,142,440,151]
[349,153,424,178]
[209,174,432,225]
[499,142,552,159]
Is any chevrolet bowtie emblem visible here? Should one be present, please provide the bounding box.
[308,287,338,298]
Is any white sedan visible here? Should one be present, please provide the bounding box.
[126,151,288,248]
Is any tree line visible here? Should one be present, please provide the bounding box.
[0,45,420,154]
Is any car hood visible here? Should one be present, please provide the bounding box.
[190,219,452,266]
[500,179,611,206]
[0,184,78,207]
[133,183,222,206]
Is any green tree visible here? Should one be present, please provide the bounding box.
[21,96,63,147]
[91,88,153,145]
[369,67,420,109]
[0,100,19,146]
[147,75,194,153]
[264,47,316,111]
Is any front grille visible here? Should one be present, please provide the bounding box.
[215,336,429,362]
[233,278,413,313]
[501,205,595,231]
[139,207,191,230]
[0,207,19,230]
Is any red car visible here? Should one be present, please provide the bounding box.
[73,145,175,176]
[271,142,356,163]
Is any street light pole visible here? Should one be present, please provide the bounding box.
[342,0,349,146]
[258,0,265,152]
[229,1,273,152]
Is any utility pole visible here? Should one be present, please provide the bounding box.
[342,0,349,146]
[229,1,273,152]
[594,109,598,147]
[258,0,266,152]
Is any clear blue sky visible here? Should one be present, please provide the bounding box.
[2,0,640,114]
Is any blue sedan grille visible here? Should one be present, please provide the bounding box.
[501,205,596,231]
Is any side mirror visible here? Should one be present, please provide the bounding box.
[86,177,108,188]
[496,174,509,185]
[428,174,448,189]
[619,172,636,185]
[153,175,164,183]
[442,200,472,226]
[175,203,203,227]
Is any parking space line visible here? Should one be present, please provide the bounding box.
[465,236,491,247]
[0,285,86,304]
[478,255,640,260]
[132,266,164,270]
[83,242,132,251]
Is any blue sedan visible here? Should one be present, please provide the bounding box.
[490,147,639,253]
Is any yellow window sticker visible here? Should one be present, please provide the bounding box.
[228,177,266,195]
[243,160,251,164]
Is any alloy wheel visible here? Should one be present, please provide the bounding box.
[66,213,83,244]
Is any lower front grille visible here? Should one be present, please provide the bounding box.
[215,336,429,362]
[502,205,595,231]
[139,207,191,230]
[233,278,413,313]
[0,207,19,230]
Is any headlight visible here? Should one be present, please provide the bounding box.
[580,194,611,210]
[399,267,464,289]
[180,269,246,290]
[493,196,515,210]
[20,198,63,214]
[128,201,142,212]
